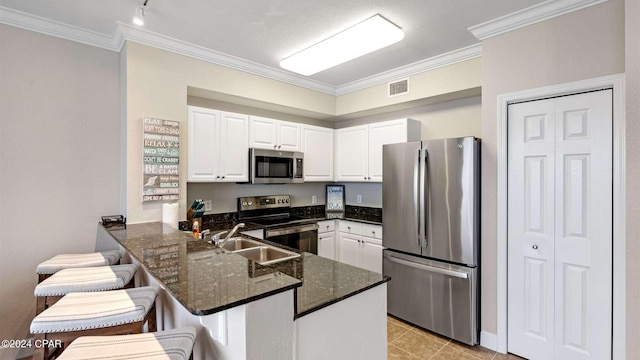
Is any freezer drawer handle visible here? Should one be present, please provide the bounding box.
[385,254,469,279]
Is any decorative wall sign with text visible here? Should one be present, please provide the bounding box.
[326,185,345,213]
[143,118,180,202]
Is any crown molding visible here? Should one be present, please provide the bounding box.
[468,0,609,40]
[1,5,479,96]
[0,6,120,50]
[335,43,482,96]
[116,22,337,95]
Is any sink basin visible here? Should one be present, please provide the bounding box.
[221,237,262,251]
[233,246,300,266]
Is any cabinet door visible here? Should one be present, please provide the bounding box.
[338,233,361,268]
[318,232,335,260]
[335,125,368,182]
[187,106,219,182]
[368,120,408,182]
[301,125,333,181]
[249,116,278,149]
[277,121,301,151]
[362,238,384,273]
[219,112,249,182]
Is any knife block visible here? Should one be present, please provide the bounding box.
[186,209,202,230]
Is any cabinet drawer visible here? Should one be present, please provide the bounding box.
[317,220,336,233]
[339,221,363,235]
[362,224,382,240]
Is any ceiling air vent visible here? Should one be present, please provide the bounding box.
[388,79,409,97]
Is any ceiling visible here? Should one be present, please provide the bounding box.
[0,0,547,89]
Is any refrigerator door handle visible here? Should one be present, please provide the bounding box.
[384,253,469,279]
[419,148,426,248]
[421,148,429,248]
[414,148,421,247]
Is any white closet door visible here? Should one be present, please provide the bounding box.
[553,91,612,360]
[508,98,556,360]
[508,90,612,360]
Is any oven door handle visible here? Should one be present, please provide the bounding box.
[265,223,319,238]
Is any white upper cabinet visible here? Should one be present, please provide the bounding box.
[249,116,301,151]
[334,125,369,182]
[301,124,334,181]
[335,119,421,182]
[188,107,219,182]
[218,111,250,182]
[187,106,249,182]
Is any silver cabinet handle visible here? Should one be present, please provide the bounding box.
[385,254,469,279]
[532,245,538,249]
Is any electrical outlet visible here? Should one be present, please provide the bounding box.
[311,195,317,204]
[356,194,362,204]
[204,200,212,211]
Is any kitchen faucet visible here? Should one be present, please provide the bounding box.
[210,223,245,248]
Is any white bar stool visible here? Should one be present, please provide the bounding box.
[34,264,138,315]
[30,286,158,360]
[56,327,197,360]
[36,250,122,282]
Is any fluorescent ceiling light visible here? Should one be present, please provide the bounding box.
[280,14,404,76]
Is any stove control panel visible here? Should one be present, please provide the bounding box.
[238,195,291,211]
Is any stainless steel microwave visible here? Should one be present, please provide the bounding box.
[249,148,304,184]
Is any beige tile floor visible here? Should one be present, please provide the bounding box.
[387,315,527,360]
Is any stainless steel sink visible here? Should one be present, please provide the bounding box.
[233,246,300,265]
[221,237,263,251]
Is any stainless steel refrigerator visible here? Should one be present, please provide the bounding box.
[382,136,480,345]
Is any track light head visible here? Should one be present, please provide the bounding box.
[133,1,148,26]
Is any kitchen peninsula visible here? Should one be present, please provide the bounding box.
[96,222,388,360]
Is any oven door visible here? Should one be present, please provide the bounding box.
[250,148,304,184]
[265,223,318,254]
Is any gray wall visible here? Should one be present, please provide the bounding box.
[0,25,120,358]
[480,0,624,339]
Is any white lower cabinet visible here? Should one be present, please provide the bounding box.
[317,220,336,260]
[337,221,383,273]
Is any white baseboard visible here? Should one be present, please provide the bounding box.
[480,331,498,352]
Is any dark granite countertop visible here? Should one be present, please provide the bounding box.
[295,253,389,318]
[106,222,301,316]
[104,222,389,318]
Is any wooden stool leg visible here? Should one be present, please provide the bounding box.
[36,296,46,315]
[32,334,45,360]
[147,303,157,332]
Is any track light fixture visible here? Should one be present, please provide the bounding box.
[133,0,148,26]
